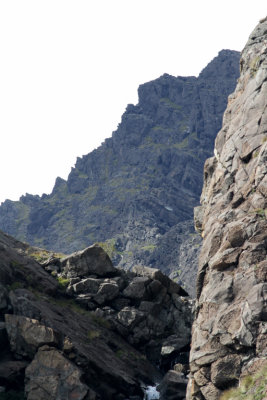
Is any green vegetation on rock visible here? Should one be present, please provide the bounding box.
[220,362,267,400]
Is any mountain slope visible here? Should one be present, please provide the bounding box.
[0,50,240,296]
[187,17,267,399]
[0,229,193,399]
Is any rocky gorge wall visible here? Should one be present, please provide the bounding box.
[187,18,267,400]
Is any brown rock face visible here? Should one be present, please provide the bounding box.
[187,17,267,399]
[25,346,91,400]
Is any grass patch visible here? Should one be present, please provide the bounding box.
[141,244,156,252]
[87,330,100,340]
[90,313,111,329]
[220,361,267,400]
[57,276,70,289]
[49,297,91,316]
[96,238,122,260]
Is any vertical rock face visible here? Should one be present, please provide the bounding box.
[187,18,267,399]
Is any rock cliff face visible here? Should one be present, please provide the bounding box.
[0,50,240,296]
[0,229,192,399]
[187,18,267,399]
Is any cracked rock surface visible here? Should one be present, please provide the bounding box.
[187,17,267,400]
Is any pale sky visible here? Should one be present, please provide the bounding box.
[0,1,266,204]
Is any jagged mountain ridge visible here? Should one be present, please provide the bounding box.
[0,50,240,296]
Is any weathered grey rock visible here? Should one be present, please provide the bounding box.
[25,346,91,400]
[133,265,188,296]
[123,277,150,300]
[61,244,117,278]
[9,289,42,320]
[94,281,120,304]
[200,383,221,400]
[161,335,190,357]
[158,370,188,400]
[194,367,210,387]
[72,277,102,294]
[117,307,146,328]
[210,354,241,388]
[5,314,61,358]
[187,17,267,400]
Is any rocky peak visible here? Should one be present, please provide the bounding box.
[0,50,240,297]
[187,17,267,400]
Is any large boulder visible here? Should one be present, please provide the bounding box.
[5,314,61,358]
[25,346,92,400]
[158,370,188,400]
[61,244,117,278]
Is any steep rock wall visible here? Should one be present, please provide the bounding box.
[187,18,267,400]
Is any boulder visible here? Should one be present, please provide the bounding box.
[123,277,150,300]
[5,314,61,358]
[61,244,117,278]
[72,277,102,294]
[117,307,146,329]
[25,346,92,400]
[210,354,241,389]
[200,383,221,400]
[94,281,120,305]
[158,370,188,400]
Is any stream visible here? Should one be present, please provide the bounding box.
[143,385,160,400]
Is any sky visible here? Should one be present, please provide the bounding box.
[0,1,266,204]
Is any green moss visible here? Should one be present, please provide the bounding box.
[57,276,70,289]
[115,349,127,358]
[250,55,261,77]
[220,362,267,400]
[8,281,24,291]
[160,97,182,110]
[27,248,65,264]
[173,137,189,149]
[10,260,20,268]
[141,244,156,252]
[90,313,111,329]
[96,238,122,260]
[87,330,100,340]
[48,297,91,316]
[255,209,267,219]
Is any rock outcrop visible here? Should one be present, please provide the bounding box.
[0,50,240,296]
[0,229,192,399]
[187,17,267,399]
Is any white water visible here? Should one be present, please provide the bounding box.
[143,385,160,400]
